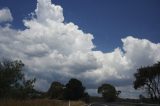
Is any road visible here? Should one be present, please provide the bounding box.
[87,102,160,106]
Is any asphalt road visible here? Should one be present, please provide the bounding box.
[87,102,160,106]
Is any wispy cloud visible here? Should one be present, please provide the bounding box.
[0,8,13,23]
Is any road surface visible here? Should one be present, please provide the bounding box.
[87,102,160,106]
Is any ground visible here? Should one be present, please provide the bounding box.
[0,99,85,106]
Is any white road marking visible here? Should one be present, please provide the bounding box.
[69,100,70,106]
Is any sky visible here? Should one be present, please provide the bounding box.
[0,0,160,98]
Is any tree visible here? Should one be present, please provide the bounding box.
[82,92,90,103]
[116,90,121,97]
[98,84,117,102]
[64,78,85,100]
[47,81,64,99]
[0,59,35,99]
[133,62,160,101]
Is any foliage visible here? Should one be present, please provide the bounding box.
[133,62,160,101]
[116,90,121,97]
[98,83,117,102]
[0,59,36,99]
[81,92,90,103]
[47,81,64,99]
[64,78,85,100]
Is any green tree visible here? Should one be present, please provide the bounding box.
[64,78,85,100]
[98,84,117,102]
[133,62,160,101]
[47,81,64,99]
[0,59,35,99]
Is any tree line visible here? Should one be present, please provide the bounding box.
[0,59,120,102]
[0,59,89,101]
[0,58,160,103]
[47,78,89,102]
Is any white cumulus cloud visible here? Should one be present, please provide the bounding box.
[0,8,13,23]
[0,0,160,98]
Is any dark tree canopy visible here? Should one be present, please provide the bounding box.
[47,81,64,99]
[98,84,117,102]
[133,62,160,101]
[0,59,35,99]
[64,78,85,100]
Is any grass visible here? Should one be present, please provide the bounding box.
[0,99,86,106]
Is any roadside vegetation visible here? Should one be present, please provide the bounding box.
[133,62,160,103]
[0,58,160,105]
[98,83,121,102]
[0,59,88,105]
[0,99,85,106]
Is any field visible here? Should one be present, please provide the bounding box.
[0,99,86,106]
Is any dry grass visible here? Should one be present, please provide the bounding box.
[70,101,86,106]
[0,99,86,106]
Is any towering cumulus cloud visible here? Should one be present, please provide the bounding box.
[0,0,160,98]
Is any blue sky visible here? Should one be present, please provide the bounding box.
[1,0,160,52]
[0,0,160,98]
